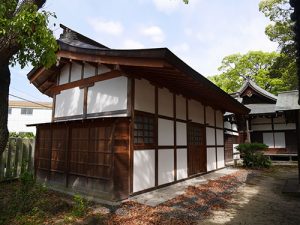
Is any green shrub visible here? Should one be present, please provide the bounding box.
[9,132,35,138]
[236,142,271,168]
[71,194,88,217]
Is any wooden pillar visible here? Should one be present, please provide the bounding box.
[296,110,300,183]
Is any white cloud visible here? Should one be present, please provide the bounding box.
[87,17,123,36]
[123,39,145,49]
[140,25,165,43]
[172,42,190,54]
[152,0,180,14]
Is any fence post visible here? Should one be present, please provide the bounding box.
[13,138,22,177]
[27,139,33,172]
[0,151,4,180]
[5,140,14,178]
[21,140,29,174]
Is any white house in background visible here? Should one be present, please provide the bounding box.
[8,101,52,134]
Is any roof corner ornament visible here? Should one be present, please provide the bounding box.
[59,27,78,41]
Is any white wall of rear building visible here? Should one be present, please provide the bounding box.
[8,107,52,134]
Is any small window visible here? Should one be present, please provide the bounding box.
[8,107,12,114]
[21,108,33,115]
[134,114,155,146]
[188,124,205,145]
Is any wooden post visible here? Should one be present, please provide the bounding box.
[0,150,4,180]
[13,138,20,177]
[5,139,13,178]
[297,110,300,184]
[21,140,29,174]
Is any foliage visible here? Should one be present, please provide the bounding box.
[210,0,297,93]
[9,131,35,138]
[0,0,58,68]
[259,0,297,90]
[236,143,272,168]
[71,194,88,217]
[209,51,287,94]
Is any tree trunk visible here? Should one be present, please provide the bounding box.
[0,62,10,155]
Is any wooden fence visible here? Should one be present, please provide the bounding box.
[0,138,35,181]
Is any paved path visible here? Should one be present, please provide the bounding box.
[129,167,239,206]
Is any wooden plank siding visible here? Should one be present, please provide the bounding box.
[35,118,130,201]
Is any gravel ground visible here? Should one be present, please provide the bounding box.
[200,165,300,225]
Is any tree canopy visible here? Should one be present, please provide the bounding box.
[0,0,58,68]
[208,51,286,94]
[210,0,297,94]
[0,0,57,154]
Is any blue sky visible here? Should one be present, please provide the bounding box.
[10,0,278,103]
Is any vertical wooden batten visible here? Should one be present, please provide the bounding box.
[129,78,135,194]
[214,109,218,168]
[173,94,177,181]
[155,86,158,186]
[83,87,88,119]
[186,98,189,176]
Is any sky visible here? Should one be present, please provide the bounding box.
[9,0,278,103]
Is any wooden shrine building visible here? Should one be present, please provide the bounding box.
[27,25,249,201]
[225,79,299,161]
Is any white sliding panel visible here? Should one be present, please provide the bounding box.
[158,149,174,185]
[135,79,155,113]
[217,147,225,168]
[87,77,127,114]
[158,88,173,117]
[70,63,82,82]
[207,148,217,172]
[188,100,204,124]
[59,64,70,85]
[206,127,215,146]
[55,87,84,117]
[177,148,188,180]
[158,118,174,146]
[83,63,96,78]
[263,133,274,148]
[176,122,187,146]
[205,106,215,126]
[216,129,224,146]
[133,150,155,192]
[274,132,286,148]
[216,110,223,128]
[176,95,186,120]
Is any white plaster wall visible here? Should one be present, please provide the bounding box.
[83,63,96,78]
[98,64,111,74]
[176,95,186,120]
[158,88,173,117]
[217,147,225,168]
[205,106,215,126]
[232,123,238,131]
[158,118,174,146]
[70,63,82,82]
[59,64,70,85]
[188,100,204,124]
[206,127,215,146]
[215,110,223,128]
[135,79,155,113]
[251,124,272,131]
[87,76,127,114]
[8,107,52,134]
[274,123,296,130]
[207,148,217,172]
[158,149,174,185]
[251,117,272,124]
[133,150,155,192]
[263,133,274,148]
[274,132,286,148]
[216,129,224,146]
[176,122,187,146]
[55,87,84,117]
[224,121,231,130]
[176,148,188,180]
[273,117,286,123]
